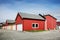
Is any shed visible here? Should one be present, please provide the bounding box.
[15,12,45,31]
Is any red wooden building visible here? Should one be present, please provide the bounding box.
[56,22,60,30]
[44,14,57,30]
[2,20,16,30]
[15,12,45,31]
[6,20,16,30]
[1,12,57,31]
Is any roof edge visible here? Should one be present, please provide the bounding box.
[44,14,57,20]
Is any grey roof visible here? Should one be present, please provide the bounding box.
[0,24,2,26]
[2,22,6,25]
[6,20,15,23]
[19,12,45,20]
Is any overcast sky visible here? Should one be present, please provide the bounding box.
[0,0,60,22]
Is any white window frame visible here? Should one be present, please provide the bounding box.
[32,23,39,28]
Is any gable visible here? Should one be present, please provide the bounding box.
[15,13,23,24]
[44,14,57,20]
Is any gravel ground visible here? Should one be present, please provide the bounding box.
[0,29,60,40]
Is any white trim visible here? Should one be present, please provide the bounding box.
[32,23,39,28]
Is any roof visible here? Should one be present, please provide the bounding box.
[44,14,57,20]
[0,22,5,24]
[0,22,6,26]
[0,24,2,26]
[6,20,15,24]
[18,12,45,20]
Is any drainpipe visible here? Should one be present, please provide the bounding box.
[45,20,47,30]
[39,14,47,30]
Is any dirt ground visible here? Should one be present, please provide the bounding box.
[0,29,60,40]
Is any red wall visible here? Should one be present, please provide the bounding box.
[15,14,23,24]
[23,19,45,31]
[15,14,23,30]
[45,16,56,30]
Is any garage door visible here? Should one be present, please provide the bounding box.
[7,26,11,30]
[17,24,22,31]
[7,25,16,30]
[13,25,16,30]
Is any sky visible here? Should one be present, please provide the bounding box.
[0,0,60,22]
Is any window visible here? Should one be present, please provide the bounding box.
[32,23,39,28]
[32,24,35,27]
[36,24,38,27]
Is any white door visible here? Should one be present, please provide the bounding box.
[13,25,16,30]
[59,26,60,29]
[17,24,22,31]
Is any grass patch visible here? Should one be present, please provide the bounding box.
[25,30,47,32]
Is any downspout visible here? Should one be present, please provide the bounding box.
[45,20,47,30]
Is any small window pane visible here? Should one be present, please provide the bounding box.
[36,24,38,27]
[32,24,35,27]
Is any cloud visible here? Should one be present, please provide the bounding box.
[0,0,60,22]
[15,0,60,4]
[0,4,18,22]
